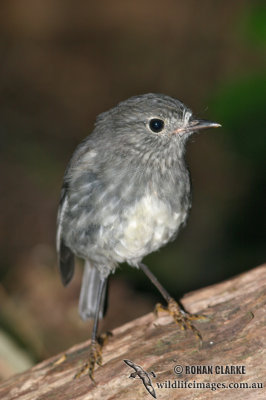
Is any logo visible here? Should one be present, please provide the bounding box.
[124,359,157,398]
[123,360,263,396]
[124,360,156,399]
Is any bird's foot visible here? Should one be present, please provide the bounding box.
[155,298,206,343]
[74,331,112,382]
[53,353,67,366]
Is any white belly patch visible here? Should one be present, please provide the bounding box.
[113,195,186,262]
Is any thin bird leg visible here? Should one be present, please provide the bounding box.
[74,277,110,382]
[138,262,205,343]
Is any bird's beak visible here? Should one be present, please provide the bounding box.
[188,119,221,131]
[173,119,221,135]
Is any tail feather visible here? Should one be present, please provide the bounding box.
[79,261,108,320]
[59,241,75,286]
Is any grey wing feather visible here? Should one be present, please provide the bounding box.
[56,182,75,286]
[56,138,94,287]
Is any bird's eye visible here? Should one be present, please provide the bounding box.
[149,118,165,133]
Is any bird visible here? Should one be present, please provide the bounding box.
[124,359,157,398]
[56,93,220,380]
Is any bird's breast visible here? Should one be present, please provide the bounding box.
[113,194,188,263]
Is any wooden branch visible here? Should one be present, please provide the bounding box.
[1,265,265,399]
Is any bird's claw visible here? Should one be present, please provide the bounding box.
[74,340,102,382]
[74,331,112,382]
[53,353,67,366]
[155,298,206,343]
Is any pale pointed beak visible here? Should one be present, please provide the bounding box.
[173,119,221,134]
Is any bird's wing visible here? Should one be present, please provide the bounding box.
[140,375,156,398]
[56,138,94,287]
[123,359,143,373]
[144,382,157,399]
[56,181,75,286]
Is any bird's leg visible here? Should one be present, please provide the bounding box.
[139,262,205,343]
[74,277,110,382]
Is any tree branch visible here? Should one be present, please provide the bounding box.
[0,265,265,399]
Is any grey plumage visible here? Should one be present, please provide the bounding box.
[78,261,107,320]
[56,93,220,320]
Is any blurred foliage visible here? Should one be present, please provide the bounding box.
[208,74,265,278]
[239,2,266,46]
[207,2,266,277]
[211,75,265,166]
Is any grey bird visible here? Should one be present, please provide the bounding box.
[56,93,220,380]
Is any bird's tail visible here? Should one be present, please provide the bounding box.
[79,260,108,320]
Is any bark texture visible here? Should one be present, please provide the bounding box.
[0,265,265,400]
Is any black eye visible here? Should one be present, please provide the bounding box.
[149,118,165,133]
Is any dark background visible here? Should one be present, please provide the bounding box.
[0,0,265,379]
